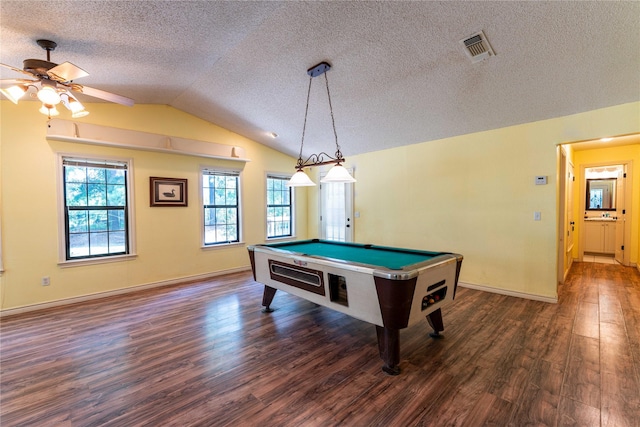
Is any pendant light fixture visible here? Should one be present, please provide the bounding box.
[287,62,356,187]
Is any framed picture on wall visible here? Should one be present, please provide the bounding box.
[150,177,188,207]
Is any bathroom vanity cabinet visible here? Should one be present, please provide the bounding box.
[584,220,616,254]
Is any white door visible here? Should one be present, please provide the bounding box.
[566,162,575,270]
[319,172,354,242]
[614,168,625,264]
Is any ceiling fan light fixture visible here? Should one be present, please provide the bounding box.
[39,103,60,117]
[72,109,90,118]
[61,92,89,117]
[37,85,61,105]
[0,85,27,104]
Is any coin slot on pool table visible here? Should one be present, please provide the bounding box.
[328,274,349,306]
[421,280,447,311]
[268,260,326,296]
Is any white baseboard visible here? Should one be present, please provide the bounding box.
[0,266,251,318]
[458,281,558,304]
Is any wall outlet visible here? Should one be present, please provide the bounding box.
[534,211,541,221]
[41,277,50,286]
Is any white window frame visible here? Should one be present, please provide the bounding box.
[200,167,243,248]
[265,173,295,240]
[56,152,137,267]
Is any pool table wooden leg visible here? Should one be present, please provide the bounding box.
[261,285,277,313]
[426,308,444,338]
[376,326,401,375]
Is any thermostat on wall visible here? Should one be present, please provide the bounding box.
[535,176,547,185]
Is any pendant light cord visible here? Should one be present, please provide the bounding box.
[296,76,313,166]
[324,72,342,160]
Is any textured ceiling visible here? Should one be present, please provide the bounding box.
[1,1,639,159]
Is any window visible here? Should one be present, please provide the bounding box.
[202,169,240,245]
[62,157,130,260]
[266,176,293,238]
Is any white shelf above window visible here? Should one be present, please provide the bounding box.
[46,119,250,163]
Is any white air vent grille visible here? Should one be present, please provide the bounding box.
[460,31,495,63]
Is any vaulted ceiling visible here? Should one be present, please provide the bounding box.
[1,1,638,159]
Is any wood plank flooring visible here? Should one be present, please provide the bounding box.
[1,261,639,426]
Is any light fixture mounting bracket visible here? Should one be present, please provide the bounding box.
[37,39,57,51]
[36,39,57,62]
[307,62,331,78]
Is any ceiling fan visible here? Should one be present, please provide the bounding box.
[0,39,134,118]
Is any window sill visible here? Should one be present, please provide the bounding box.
[58,254,138,268]
[201,242,246,251]
[266,236,297,242]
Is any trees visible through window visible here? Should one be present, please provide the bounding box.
[203,170,240,245]
[589,189,603,209]
[266,176,293,238]
[63,158,129,259]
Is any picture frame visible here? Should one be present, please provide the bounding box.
[150,177,188,207]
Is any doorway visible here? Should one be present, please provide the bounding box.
[319,170,354,242]
[578,162,629,265]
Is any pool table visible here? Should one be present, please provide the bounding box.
[247,239,463,375]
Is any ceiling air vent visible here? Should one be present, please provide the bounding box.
[460,31,495,63]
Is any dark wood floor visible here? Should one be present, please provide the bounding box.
[1,261,639,426]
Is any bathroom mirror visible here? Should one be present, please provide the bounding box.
[586,178,616,210]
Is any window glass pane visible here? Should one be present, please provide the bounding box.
[215,225,227,242]
[88,184,107,206]
[226,208,237,225]
[107,184,126,206]
[204,226,216,244]
[89,232,109,255]
[66,166,86,183]
[226,189,237,205]
[68,210,88,233]
[226,224,237,241]
[69,233,89,257]
[108,210,126,231]
[214,188,226,205]
[86,167,106,183]
[89,210,108,232]
[108,231,126,253]
[66,183,87,206]
[107,169,125,185]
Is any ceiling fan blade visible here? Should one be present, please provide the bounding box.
[47,62,89,82]
[70,84,134,106]
[0,63,35,77]
[0,78,38,85]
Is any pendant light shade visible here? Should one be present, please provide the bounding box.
[287,170,316,187]
[320,164,356,183]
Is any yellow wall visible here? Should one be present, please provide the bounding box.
[0,102,307,311]
[307,102,640,300]
[572,144,640,263]
[2,101,639,310]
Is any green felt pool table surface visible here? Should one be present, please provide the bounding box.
[263,239,447,270]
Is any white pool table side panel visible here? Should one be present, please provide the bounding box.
[252,249,459,329]
[253,250,384,326]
